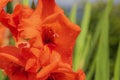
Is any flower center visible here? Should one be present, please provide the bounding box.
[42,28,58,47]
[42,29,54,44]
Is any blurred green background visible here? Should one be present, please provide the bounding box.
[0,0,120,80]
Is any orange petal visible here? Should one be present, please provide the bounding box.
[0,53,23,66]
[0,46,20,56]
[18,14,41,39]
[25,58,36,71]
[35,0,63,19]
[50,50,61,63]
[13,4,33,19]
[0,46,24,66]
[39,46,51,66]
[37,61,58,78]
[58,62,71,70]
[29,36,43,48]
[30,47,40,57]
[0,46,22,69]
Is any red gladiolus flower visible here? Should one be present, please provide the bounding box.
[18,0,81,65]
[0,0,85,80]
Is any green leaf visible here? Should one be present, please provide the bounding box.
[69,4,78,23]
[86,56,96,80]
[95,0,113,80]
[79,34,91,69]
[114,40,120,80]
[95,12,110,80]
[0,70,6,80]
[73,2,92,71]
[6,2,13,13]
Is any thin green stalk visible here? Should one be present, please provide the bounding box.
[95,0,113,80]
[86,56,96,80]
[114,40,120,80]
[73,2,91,71]
[69,4,78,23]
[79,34,91,69]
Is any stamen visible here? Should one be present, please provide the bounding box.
[42,28,56,45]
